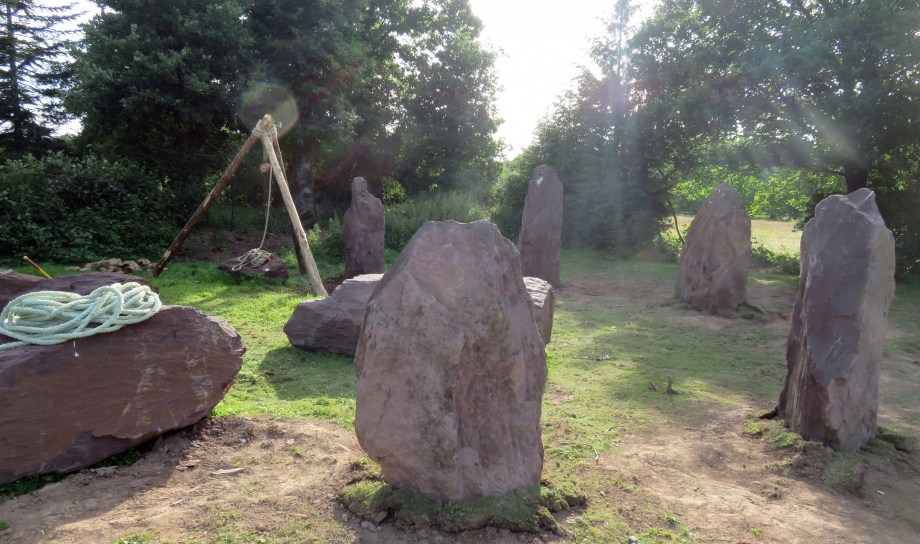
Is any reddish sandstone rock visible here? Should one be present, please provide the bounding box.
[219,254,289,280]
[0,306,244,484]
[675,183,751,310]
[284,274,383,357]
[518,165,563,286]
[355,220,546,500]
[0,271,158,311]
[778,189,896,452]
[524,277,555,345]
[344,177,385,277]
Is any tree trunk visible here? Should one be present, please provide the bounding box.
[843,163,870,193]
[290,150,317,229]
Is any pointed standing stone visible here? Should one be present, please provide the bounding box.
[675,183,751,310]
[778,189,896,451]
[518,165,563,285]
[355,220,546,501]
[344,177,385,277]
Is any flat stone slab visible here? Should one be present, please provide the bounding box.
[219,254,289,280]
[0,305,245,484]
[284,274,554,357]
[0,270,158,311]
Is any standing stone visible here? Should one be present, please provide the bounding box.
[344,177,385,277]
[524,277,555,345]
[518,165,563,286]
[355,220,546,500]
[778,189,895,451]
[284,274,382,357]
[675,183,751,310]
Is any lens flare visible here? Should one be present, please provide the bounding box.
[238,83,299,138]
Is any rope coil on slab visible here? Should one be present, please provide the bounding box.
[0,282,161,351]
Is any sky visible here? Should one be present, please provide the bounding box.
[50,0,659,155]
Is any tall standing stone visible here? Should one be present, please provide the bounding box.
[778,189,895,451]
[344,177,385,277]
[675,183,751,310]
[518,165,563,285]
[355,220,547,500]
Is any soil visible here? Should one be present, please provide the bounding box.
[2,263,919,543]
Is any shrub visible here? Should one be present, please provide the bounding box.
[384,191,488,253]
[0,153,174,264]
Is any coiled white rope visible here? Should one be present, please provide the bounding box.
[0,282,162,351]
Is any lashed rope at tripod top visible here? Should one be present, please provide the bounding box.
[0,282,162,351]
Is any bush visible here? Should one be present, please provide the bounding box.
[384,191,488,253]
[0,153,174,264]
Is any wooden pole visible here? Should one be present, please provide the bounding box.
[258,119,328,297]
[150,116,274,278]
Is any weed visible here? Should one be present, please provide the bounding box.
[0,521,8,531]
[665,512,680,526]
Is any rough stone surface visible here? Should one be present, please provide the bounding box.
[675,183,751,310]
[524,277,555,345]
[518,165,563,285]
[284,274,383,357]
[355,220,546,500]
[0,305,245,484]
[778,189,896,452]
[0,271,159,312]
[218,254,289,280]
[344,177,385,277]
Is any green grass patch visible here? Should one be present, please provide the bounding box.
[0,520,9,531]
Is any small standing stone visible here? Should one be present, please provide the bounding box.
[675,183,751,310]
[344,177,385,277]
[524,277,555,345]
[518,165,563,286]
[778,189,896,451]
[355,221,546,501]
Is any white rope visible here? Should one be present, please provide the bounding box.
[0,282,161,351]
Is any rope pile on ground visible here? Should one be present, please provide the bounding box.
[0,282,162,351]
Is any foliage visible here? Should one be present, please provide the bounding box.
[0,153,174,264]
[631,0,920,194]
[384,190,487,252]
[0,0,76,161]
[68,0,253,219]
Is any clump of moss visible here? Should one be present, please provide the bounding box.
[347,457,384,484]
[744,412,807,449]
[340,482,571,534]
[822,452,866,494]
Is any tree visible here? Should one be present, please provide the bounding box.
[0,0,77,160]
[68,0,253,218]
[631,0,920,193]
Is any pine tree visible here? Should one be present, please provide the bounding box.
[0,0,77,160]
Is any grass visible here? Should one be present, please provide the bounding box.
[5,244,920,544]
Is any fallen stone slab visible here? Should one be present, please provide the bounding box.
[675,183,751,310]
[219,254,289,280]
[518,165,563,285]
[285,274,554,356]
[0,305,245,484]
[778,189,896,451]
[0,271,158,312]
[284,274,383,357]
[356,220,546,500]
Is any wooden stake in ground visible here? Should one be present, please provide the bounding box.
[151,115,328,297]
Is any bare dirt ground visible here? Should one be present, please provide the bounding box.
[2,264,919,544]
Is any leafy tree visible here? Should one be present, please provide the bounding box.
[631,0,920,193]
[68,0,253,218]
[393,0,501,196]
[0,0,77,160]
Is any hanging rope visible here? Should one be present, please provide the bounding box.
[231,126,278,272]
[0,282,162,351]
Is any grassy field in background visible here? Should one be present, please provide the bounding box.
[675,215,802,254]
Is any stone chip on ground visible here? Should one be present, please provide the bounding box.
[355,220,546,500]
[778,188,896,451]
[675,182,751,310]
[0,305,245,484]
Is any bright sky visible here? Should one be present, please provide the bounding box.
[51,0,660,155]
[471,0,658,157]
